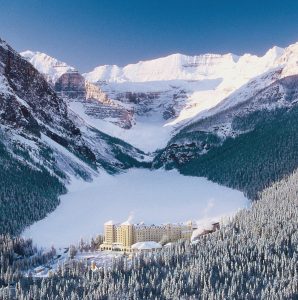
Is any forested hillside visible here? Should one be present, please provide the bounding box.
[0,140,66,235]
[190,107,298,199]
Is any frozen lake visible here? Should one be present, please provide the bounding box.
[23,169,248,248]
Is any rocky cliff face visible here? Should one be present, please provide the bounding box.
[54,71,134,129]
[54,70,86,99]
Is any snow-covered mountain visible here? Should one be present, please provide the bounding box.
[3,41,146,180]
[153,71,298,198]
[84,48,284,83]
[21,41,298,152]
[84,46,289,128]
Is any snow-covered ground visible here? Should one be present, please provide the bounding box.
[23,169,248,248]
[25,249,125,278]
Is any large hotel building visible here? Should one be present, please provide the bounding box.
[100,219,197,252]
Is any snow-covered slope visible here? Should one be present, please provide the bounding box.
[84,46,287,125]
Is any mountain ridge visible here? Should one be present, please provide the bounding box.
[20,42,296,152]
[84,46,285,83]
[22,44,286,84]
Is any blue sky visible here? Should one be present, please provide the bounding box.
[1,0,298,72]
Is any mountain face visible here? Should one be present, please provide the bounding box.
[0,41,97,171]
[83,50,282,82]
[0,38,148,235]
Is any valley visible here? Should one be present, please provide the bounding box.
[0,34,297,299]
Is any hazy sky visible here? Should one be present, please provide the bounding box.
[1,0,298,72]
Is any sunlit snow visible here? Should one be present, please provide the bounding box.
[23,169,248,248]
[22,43,298,152]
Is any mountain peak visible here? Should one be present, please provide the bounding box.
[20,49,38,59]
[20,50,76,83]
[263,45,285,60]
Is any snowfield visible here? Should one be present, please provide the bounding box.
[23,169,248,248]
[68,100,173,152]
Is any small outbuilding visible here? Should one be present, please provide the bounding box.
[131,241,162,252]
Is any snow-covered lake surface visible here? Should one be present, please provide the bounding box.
[23,169,248,248]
